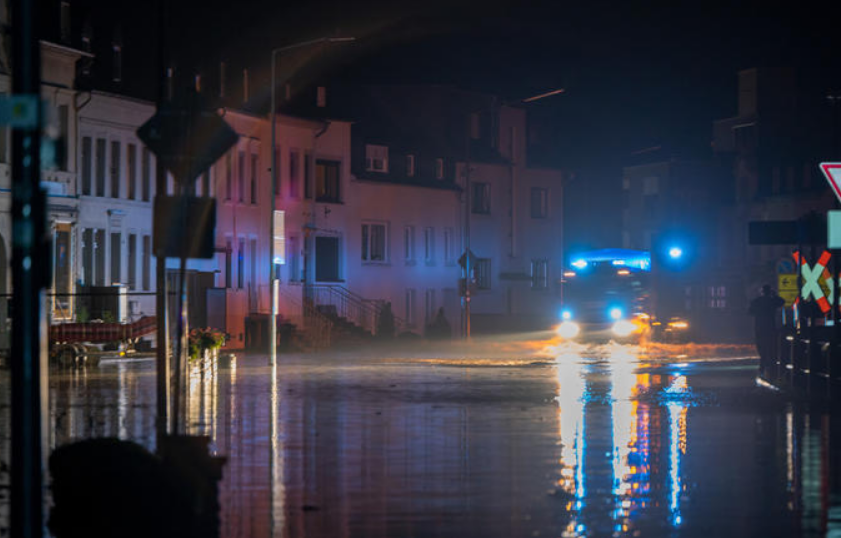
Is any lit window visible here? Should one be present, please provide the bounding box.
[365,144,389,173]
[362,222,388,262]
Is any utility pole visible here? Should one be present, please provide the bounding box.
[154,0,170,446]
[11,0,47,535]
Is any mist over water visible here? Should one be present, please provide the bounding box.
[0,339,836,537]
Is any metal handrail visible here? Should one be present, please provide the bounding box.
[305,284,407,335]
[278,287,333,350]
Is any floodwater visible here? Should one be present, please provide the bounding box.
[1,335,840,537]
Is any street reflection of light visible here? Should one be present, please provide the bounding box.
[785,405,793,491]
[667,400,687,527]
[555,351,586,531]
[118,361,128,439]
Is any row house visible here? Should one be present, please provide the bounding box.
[0,40,88,349]
[77,91,156,322]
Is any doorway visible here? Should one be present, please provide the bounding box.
[315,236,340,282]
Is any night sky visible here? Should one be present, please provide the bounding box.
[56,0,841,248]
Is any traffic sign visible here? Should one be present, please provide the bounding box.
[0,95,40,129]
[137,91,238,184]
[776,258,795,274]
[820,163,841,204]
[778,273,798,307]
[793,250,834,313]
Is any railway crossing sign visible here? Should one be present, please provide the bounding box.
[820,163,841,204]
[793,250,834,313]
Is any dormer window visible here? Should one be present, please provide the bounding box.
[365,144,388,173]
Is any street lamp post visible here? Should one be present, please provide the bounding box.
[269,36,354,366]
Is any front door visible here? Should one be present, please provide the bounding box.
[315,236,340,282]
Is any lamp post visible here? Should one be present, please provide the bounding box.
[269,36,354,366]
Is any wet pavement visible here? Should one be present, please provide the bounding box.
[1,335,840,537]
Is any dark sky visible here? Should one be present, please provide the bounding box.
[59,0,841,248]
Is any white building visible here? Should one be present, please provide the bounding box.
[76,91,157,322]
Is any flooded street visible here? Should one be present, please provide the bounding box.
[1,337,840,537]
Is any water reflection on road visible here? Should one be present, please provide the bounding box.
[1,340,839,537]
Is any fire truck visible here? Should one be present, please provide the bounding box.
[556,248,690,342]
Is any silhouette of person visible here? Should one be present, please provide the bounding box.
[748,284,784,377]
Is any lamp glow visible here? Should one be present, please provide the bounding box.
[557,321,580,339]
[561,309,572,321]
[609,307,623,320]
[668,247,683,259]
[571,259,588,269]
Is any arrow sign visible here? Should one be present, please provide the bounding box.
[820,163,841,204]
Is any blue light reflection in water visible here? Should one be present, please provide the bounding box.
[556,349,694,536]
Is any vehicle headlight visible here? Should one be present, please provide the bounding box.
[609,307,623,320]
[612,320,637,337]
[668,320,689,330]
[557,321,580,339]
[561,309,572,321]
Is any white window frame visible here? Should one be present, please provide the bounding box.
[424,227,435,265]
[404,225,415,264]
[365,144,389,173]
[362,221,389,263]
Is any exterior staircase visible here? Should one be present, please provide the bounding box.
[306,284,408,340]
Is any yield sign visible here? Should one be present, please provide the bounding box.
[137,91,238,184]
[820,163,841,204]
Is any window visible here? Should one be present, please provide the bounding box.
[531,259,548,289]
[435,158,444,179]
[142,235,151,291]
[110,232,121,284]
[112,43,122,83]
[443,228,455,265]
[142,147,151,201]
[82,136,92,195]
[315,159,341,203]
[249,238,257,290]
[708,286,727,309]
[404,226,415,263]
[110,140,121,198]
[82,229,93,285]
[406,154,415,177]
[56,105,69,170]
[127,144,137,199]
[530,187,548,219]
[289,150,300,197]
[471,182,490,214]
[475,258,491,290]
[304,152,312,198]
[250,154,258,204]
[425,289,437,323]
[94,229,105,285]
[405,289,416,327]
[53,224,71,318]
[362,222,387,262]
[225,153,232,201]
[365,144,388,172]
[96,138,106,196]
[128,234,137,290]
[424,227,434,264]
[225,239,232,289]
[237,238,245,289]
[237,151,245,203]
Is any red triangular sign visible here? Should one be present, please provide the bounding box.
[820,162,841,203]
